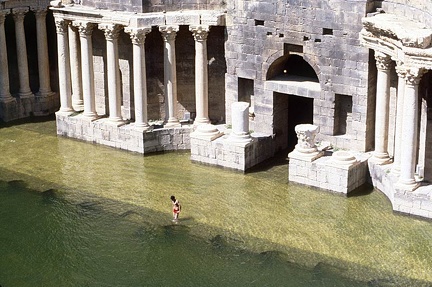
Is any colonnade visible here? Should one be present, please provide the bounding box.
[54,15,212,129]
[0,8,53,104]
[371,51,426,191]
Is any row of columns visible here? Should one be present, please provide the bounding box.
[0,8,53,103]
[54,16,212,129]
[372,51,425,191]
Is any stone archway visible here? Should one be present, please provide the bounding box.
[266,54,319,152]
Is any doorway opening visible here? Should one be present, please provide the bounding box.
[273,92,314,153]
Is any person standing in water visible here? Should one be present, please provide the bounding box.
[170,195,181,221]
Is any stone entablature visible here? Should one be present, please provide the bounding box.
[51,4,226,28]
[361,13,432,70]
[362,13,432,49]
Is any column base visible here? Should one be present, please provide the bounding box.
[288,149,323,162]
[0,95,16,103]
[133,123,152,132]
[82,112,99,121]
[391,164,401,175]
[56,109,75,116]
[194,117,210,126]
[395,179,420,191]
[164,119,181,128]
[19,91,34,99]
[100,117,127,127]
[72,99,84,112]
[228,132,252,144]
[370,152,392,165]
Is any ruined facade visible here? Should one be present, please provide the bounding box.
[1,0,432,219]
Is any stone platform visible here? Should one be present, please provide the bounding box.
[369,161,432,218]
[56,113,191,153]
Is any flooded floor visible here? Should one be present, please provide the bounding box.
[0,117,431,286]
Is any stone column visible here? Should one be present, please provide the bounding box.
[392,64,406,174]
[33,8,53,97]
[0,10,14,103]
[68,24,84,111]
[54,18,74,114]
[396,67,425,191]
[99,23,123,123]
[74,21,97,119]
[190,25,210,125]
[125,27,151,130]
[229,101,251,143]
[12,8,33,98]
[160,25,181,127]
[372,51,392,164]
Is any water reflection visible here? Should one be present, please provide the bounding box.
[0,118,431,286]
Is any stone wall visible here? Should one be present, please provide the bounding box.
[225,0,373,153]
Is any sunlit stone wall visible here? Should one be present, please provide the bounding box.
[225,0,374,153]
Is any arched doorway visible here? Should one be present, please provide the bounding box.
[267,54,319,153]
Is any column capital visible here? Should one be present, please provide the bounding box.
[159,25,179,42]
[54,18,70,34]
[374,51,392,70]
[0,10,9,23]
[190,25,210,42]
[11,7,29,21]
[73,21,96,37]
[31,7,47,18]
[404,67,426,86]
[395,62,407,78]
[124,27,151,45]
[99,23,123,41]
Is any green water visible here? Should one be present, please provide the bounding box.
[0,118,431,287]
